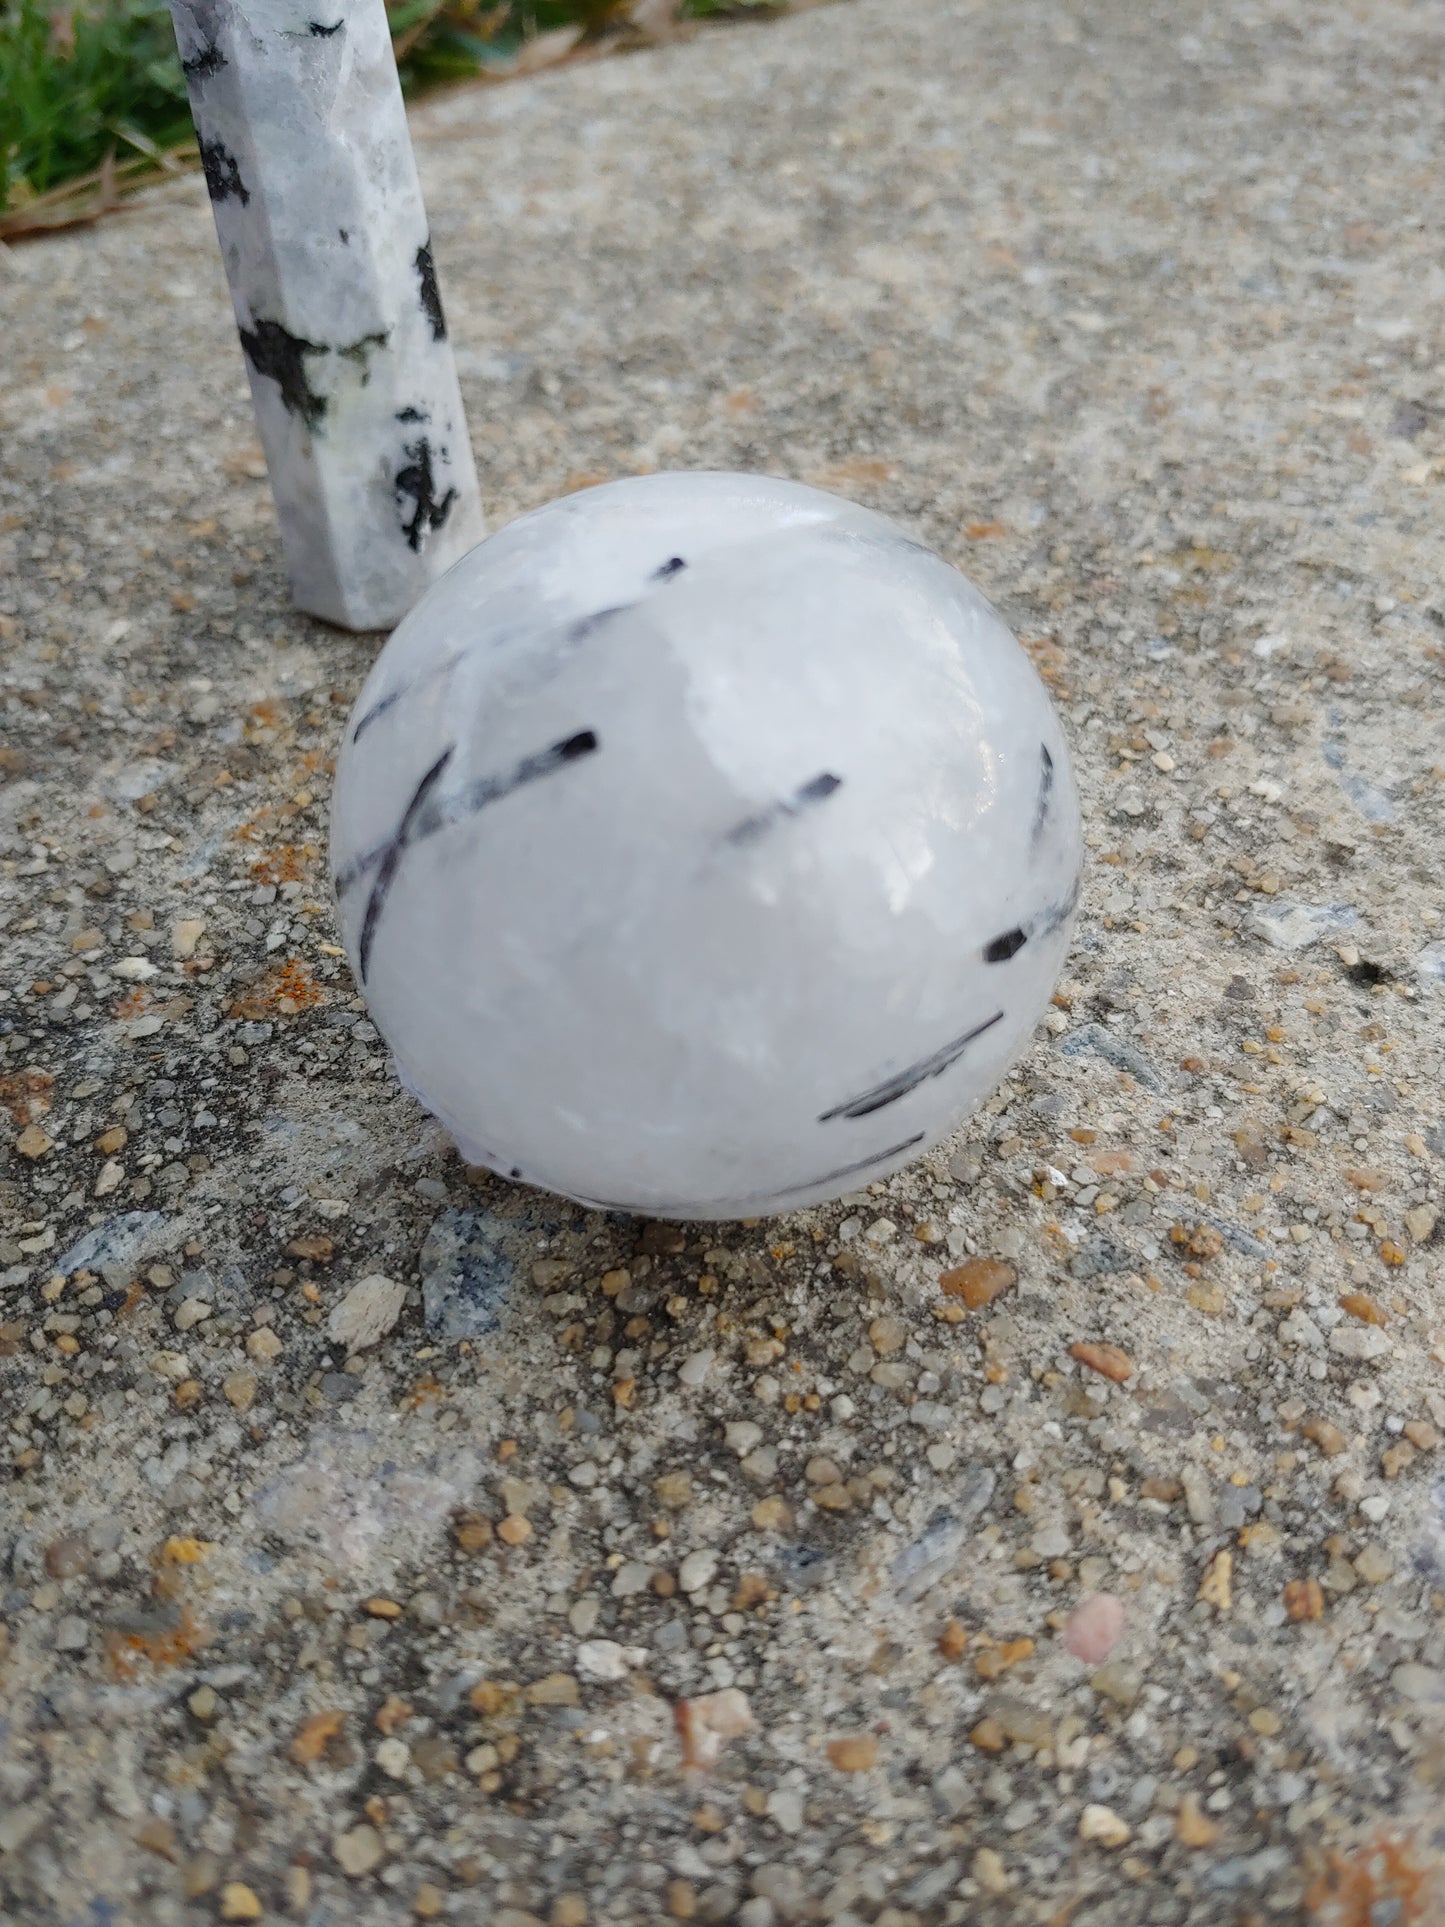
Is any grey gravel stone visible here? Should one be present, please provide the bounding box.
[0,1806,45,1856]
[1056,1025,1164,1092]
[1246,900,1358,952]
[52,1615,90,1652]
[56,1213,175,1283]
[1068,1236,1134,1281]
[419,1207,515,1338]
[1329,1326,1392,1363]
[1391,1663,1445,1704]
[892,1472,996,1600]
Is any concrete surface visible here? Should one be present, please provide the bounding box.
[2,0,1444,1921]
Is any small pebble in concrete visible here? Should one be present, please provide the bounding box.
[327,1273,406,1350]
[1062,1593,1125,1664]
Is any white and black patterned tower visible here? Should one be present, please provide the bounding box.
[170,0,485,629]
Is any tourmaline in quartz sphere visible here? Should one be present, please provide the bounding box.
[331,473,1082,1219]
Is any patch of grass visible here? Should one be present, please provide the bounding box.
[0,0,786,233]
[0,0,192,214]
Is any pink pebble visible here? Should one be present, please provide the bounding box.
[1063,1592,1126,1665]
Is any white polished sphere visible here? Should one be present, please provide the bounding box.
[331,473,1082,1219]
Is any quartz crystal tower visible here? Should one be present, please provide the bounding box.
[170,0,485,629]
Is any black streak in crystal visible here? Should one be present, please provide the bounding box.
[353,600,625,746]
[726,772,842,848]
[415,240,447,341]
[781,1132,928,1197]
[568,605,635,642]
[984,927,1028,963]
[418,730,597,842]
[351,647,467,743]
[350,689,405,743]
[308,17,343,32]
[357,746,455,983]
[1032,873,1081,939]
[395,438,458,552]
[337,730,600,900]
[200,137,250,206]
[1032,742,1055,844]
[238,318,327,427]
[819,1012,1005,1122]
[567,1132,928,1217]
[653,556,686,580]
[181,41,226,79]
